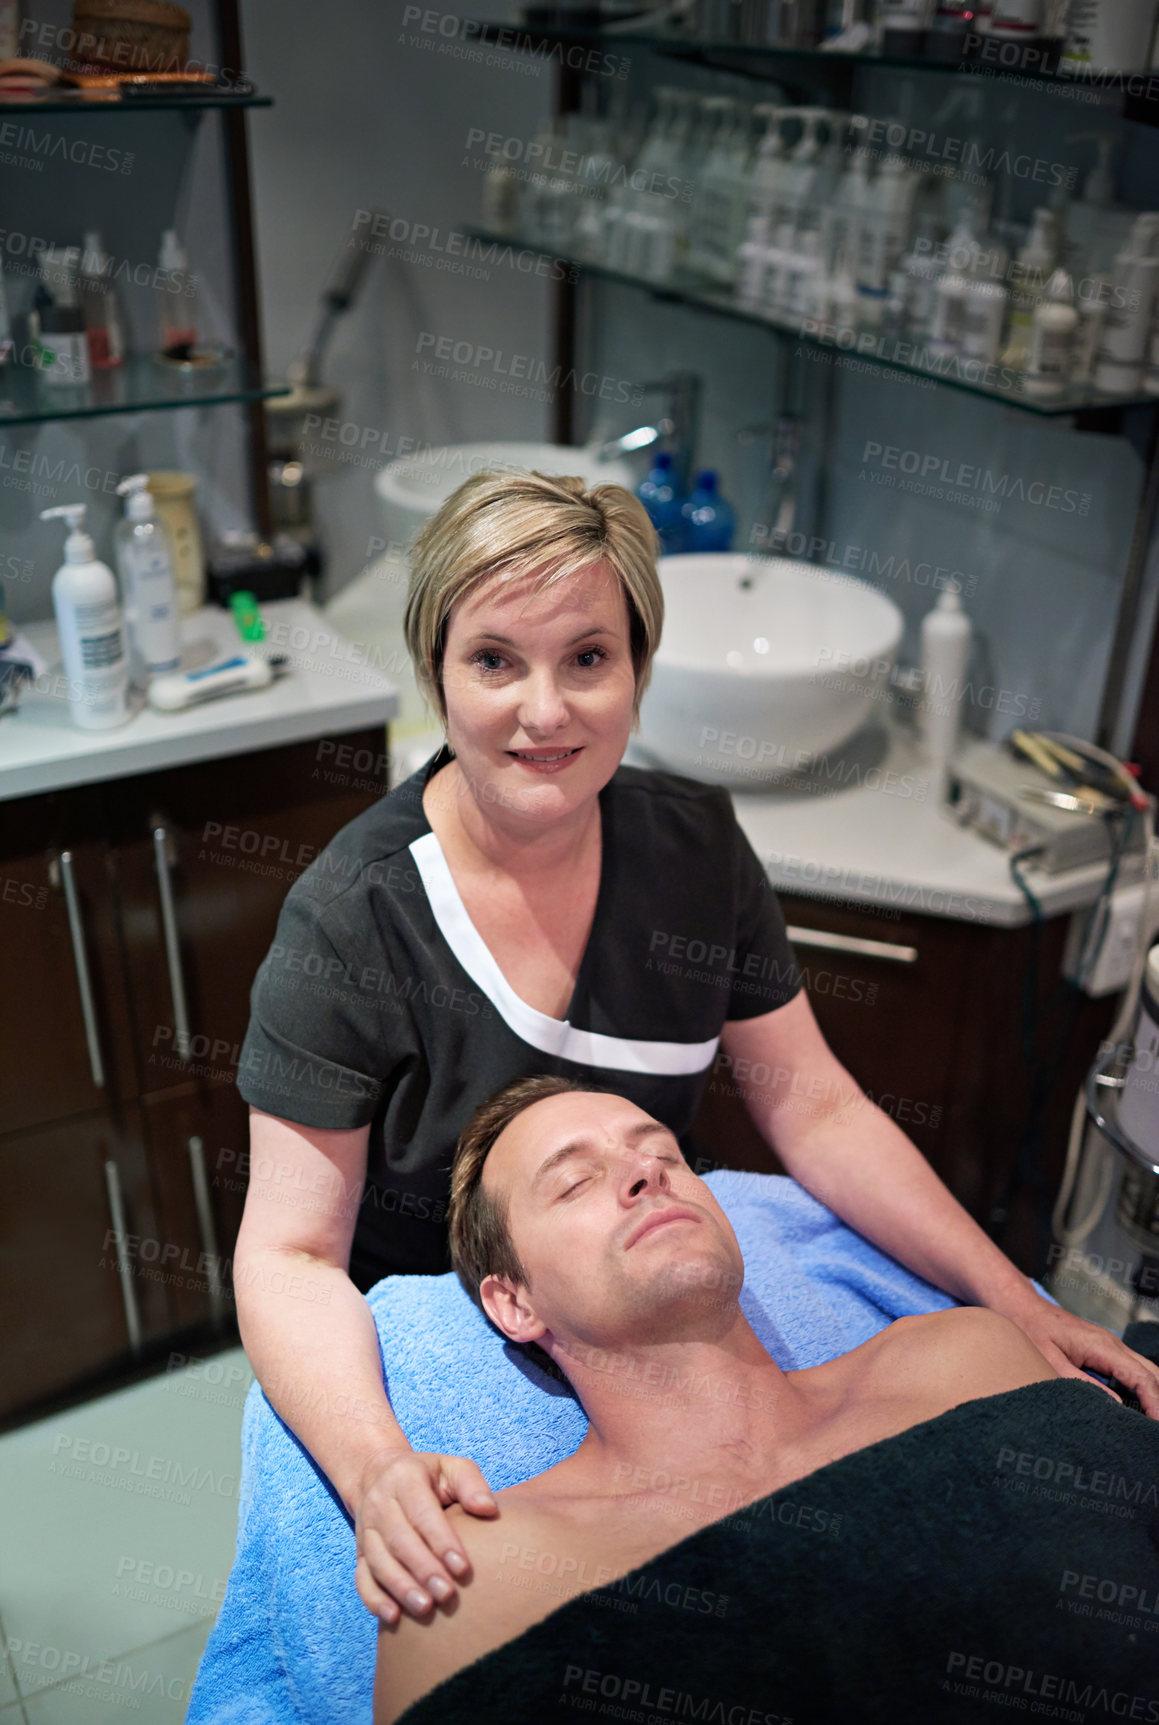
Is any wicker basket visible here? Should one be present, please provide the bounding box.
[70,0,191,73]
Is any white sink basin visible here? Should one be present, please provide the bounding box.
[637,553,904,787]
[375,440,637,553]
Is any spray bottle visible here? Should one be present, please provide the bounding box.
[115,475,182,684]
[40,503,131,730]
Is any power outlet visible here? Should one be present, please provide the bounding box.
[1063,879,1159,997]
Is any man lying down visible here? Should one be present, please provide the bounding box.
[375,1076,1159,1725]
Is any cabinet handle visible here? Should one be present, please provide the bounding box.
[56,850,106,1089]
[187,1135,226,1312]
[785,924,919,965]
[103,1158,142,1353]
[152,825,192,1059]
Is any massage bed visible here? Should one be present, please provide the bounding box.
[186,1169,1159,1725]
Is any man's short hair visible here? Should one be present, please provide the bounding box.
[449,1073,595,1318]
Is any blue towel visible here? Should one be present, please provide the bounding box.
[188,1170,1054,1725]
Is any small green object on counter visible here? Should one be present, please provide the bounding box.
[230,590,266,642]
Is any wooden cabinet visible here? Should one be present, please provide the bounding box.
[689,890,1118,1281]
[0,727,386,1427]
[0,1110,169,1413]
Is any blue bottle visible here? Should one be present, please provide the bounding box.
[636,451,686,555]
[680,469,735,554]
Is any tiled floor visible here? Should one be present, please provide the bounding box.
[0,1347,252,1724]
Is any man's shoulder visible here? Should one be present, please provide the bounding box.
[373,1488,558,1724]
[874,1307,1059,1403]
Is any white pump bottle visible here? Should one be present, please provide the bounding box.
[115,473,182,684]
[41,502,131,730]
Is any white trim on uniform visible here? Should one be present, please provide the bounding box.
[409,831,720,1076]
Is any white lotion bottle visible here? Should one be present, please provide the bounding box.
[919,585,972,769]
[1024,265,1079,397]
[1094,212,1159,394]
[115,473,182,685]
[41,502,131,730]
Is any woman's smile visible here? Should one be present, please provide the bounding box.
[505,745,585,772]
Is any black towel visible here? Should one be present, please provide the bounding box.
[397,1376,1159,1724]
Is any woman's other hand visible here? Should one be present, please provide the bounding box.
[355,1447,498,1619]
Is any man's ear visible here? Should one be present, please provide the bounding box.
[480,1273,547,1347]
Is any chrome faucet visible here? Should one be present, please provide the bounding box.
[745,414,802,556]
[592,370,701,492]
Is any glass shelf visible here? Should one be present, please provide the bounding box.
[465,225,1159,418]
[468,15,1149,94]
[0,356,289,427]
[0,86,270,115]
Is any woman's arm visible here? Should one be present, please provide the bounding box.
[719,994,1159,1416]
[233,1108,497,1618]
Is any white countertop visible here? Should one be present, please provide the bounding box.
[0,598,399,802]
[715,719,1145,929]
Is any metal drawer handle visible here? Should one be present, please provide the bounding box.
[104,1158,142,1353]
[188,1134,226,1312]
[152,825,192,1060]
[786,924,919,965]
[56,850,106,1089]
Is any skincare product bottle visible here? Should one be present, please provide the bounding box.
[745,104,790,234]
[822,127,872,279]
[40,503,131,731]
[637,451,687,555]
[1074,272,1114,384]
[158,229,199,357]
[961,269,1009,364]
[826,238,861,329]
[571,101,623,262]
[1001,208,1057,369]
[680,470,735,553]
[989,0,1044,53]
[880,0,935,55]
[480,160,521,236]
[666,88,701,264]
[79,230,125,369]
[927,0,976,60]
[919,585,972,770]
[1060,134,1120,282]
[694,98,755,287]
[38,306,90,387]
[894,215,945,335]
[771,108,829,250]
[1061,0,1158,72]
[929,211,980,355]
[857,152,919,323]
[115,474,181,683]
[524,115,574,253]
[737,211,775,309]
[1024,266,1079,396]
[1094,212,1159,394]
[784,224,826,320]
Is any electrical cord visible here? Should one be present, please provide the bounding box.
[991,795,1150,1265]
[1052,805,1159,1252]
